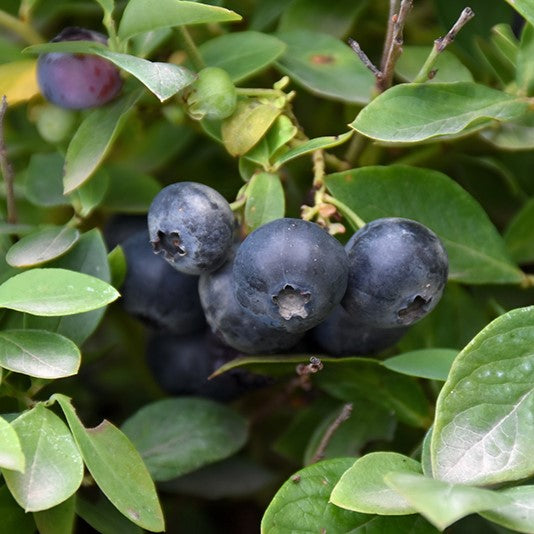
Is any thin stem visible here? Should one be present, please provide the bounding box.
[377,0,413,93]
[235,87,283,98]
[413,7,475,83]
[0,96,17,225]
[229,195,246,212]
[348,38,382,79]
[178,26,206,71]
[312,149,325,189]
[381,0,400,72]
[309,403,353,464]
[0,9,43,44]
[323,194,366,230]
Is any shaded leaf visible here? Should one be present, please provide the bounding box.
[481,108,534,150]
[0,415,25,472]
[25,152,68,208]
[517,22,534,96]
[350,82,528,143]
[1,404,83,512]
[33,496,76,534]
[121,398,248,481]
[432,306,534,485]
[0,485,36,534]
[504,197,534,263]
[53,394,164,532]
[383,349,458,381]
[481,485,534,533]
[69,168,109,217]
[505,0,534,28]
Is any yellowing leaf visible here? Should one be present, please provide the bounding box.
[0,60,39,105]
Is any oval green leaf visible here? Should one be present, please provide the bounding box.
[244,172,285,231]
[275,30,375,104]
[481,108,534,150]
[121,397,248,481]
[385,472,511,531]
[33,496,76,534]
[0,329,80,379]
[383,349,458,381]
[118,0,242,40]
[1,405,83,512]
[0,415,25,472]
[6,226,79,268]
[481,485,534,533]
[221,99,281,156]
[505,198,534,264]
[25,152,69,208]
[325,165,523,284]
[53,394,164,532]
[261,458,370,533]
[331,452,422,515]
[432,305,534,485]
[0,268,119,316]
[350,82,528,143]
[63,89,142,195]
[199,31,286,83]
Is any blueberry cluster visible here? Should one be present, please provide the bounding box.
[118,181,448,398]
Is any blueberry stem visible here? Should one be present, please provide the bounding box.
[323,194,366,230]
[178,26,205,71]
[413,7,475,83]
[0,8,43,45]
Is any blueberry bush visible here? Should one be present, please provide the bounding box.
[0,0,533,532]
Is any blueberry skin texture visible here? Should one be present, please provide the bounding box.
[148,182,235,275]
[342,217,448,328]
[312,305,408,357]
[146,331,268,402]
[199,252,302,354]
[233,218,349,334]
[37,27,122,110]
[121,230,205,334]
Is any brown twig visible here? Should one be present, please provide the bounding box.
[348,38,382,79]
[381,0,400,72]
[377,0,413,93]
[0,96,17,224]
[309,402,353,464]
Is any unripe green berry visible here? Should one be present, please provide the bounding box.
[34,104,76,144]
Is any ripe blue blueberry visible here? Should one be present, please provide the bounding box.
[37,27,122,109]
[342,217,448,328]
[233,218,349,333]
[146,331,268,402]
[120,230,205,334]
[148,182,235,275]
[312,305,408,357]
[199,250,302,354]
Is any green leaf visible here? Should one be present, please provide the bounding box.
[261,458,370,533]
[325,165,523,284]
[264,114,298,159]
[0,415,25,472]
[481,485,534,533]
[0,329,80,379]
[0,268,119,316]
[481,108,534,150]
[24,152,69,207]
[24,230,113,345]
[272,130,353,169]
[383,349,458,381]
[33,496,76,534]
[385,472,511,530]
[505,198,534,263]
[221,99,281,156]
[102,165,161,213]
[121,398,248,481]
[421,428,433,478]
[199,31,286,83]
[94,0,114,14]
[278,0,368,38]
[432,305,534,485]
[63,89,141,195]
[303,403,396,465]
[504,0,534,28]
[1,404,83,512]
[69,168,109,217]
[518,23,534,96]
[118,0,242,40]
[395,46,473,83]
[315,357,431,428]
[0,485,36,533]
[53,394,164,532]
[275,30,375,104]
[244,172,285,231]
[331,452,422,515]
[5,226,79,268]
[108,245,127,289]
[491,24,519,68]
[76,493,143,534]
[350,82,528,143]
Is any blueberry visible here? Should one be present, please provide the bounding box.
[121,230,205,334]
[199,250,302,354]
[146,331,268,402]
[37,27,122,109]
[233,218,349,333]
[312,305,408,357]
[342,217,448,328]
[148,182,235,275]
